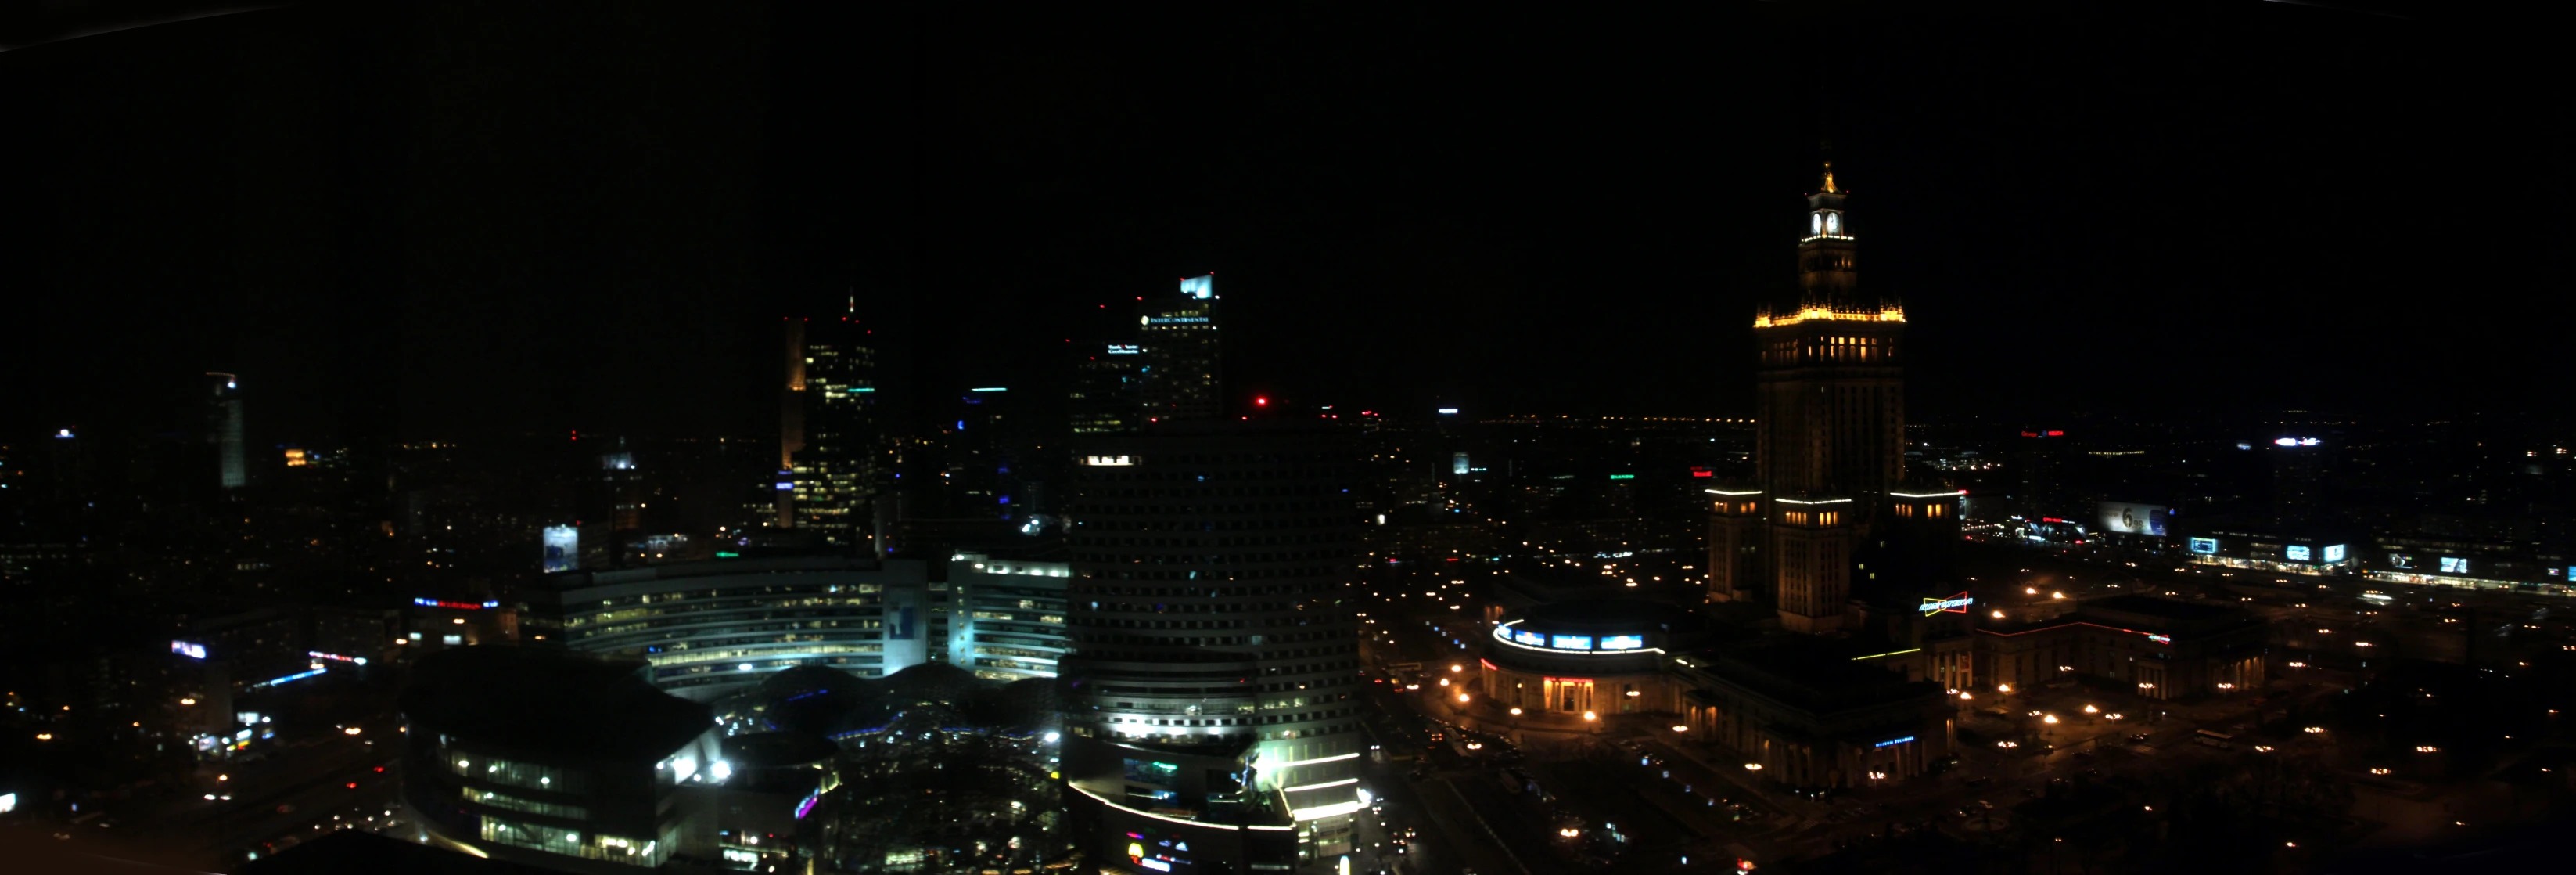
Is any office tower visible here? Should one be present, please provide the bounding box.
[1058,423,1363,867]
[1139,274,1223,423]
[791,315,881,548]
[1746,164,1909,632]
[778,319,807,526]
[207,372,246,491]
[1705,487,1763,603]
[399,646,725,870]
[2269,435,2326,528]
[1069,342,1147,434]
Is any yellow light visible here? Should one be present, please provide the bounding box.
[1744,762,1762,771]
[1583,711,1597,722]
[1439,678,1450,686]
[2043,715,2060,724]
[34,733,52,741]
[2025,587,2037,595]
[1450,664,1463,672]
[1509,708,1524,716]
[2082,704,2099,714]
[180,698,196,705]
[2051,592,2064,600]
[1456,693,1469,704]
[1672,725,1688,733]
[1996,684,2011,693]
[343,726,363,736]
[1992,610,2005,619]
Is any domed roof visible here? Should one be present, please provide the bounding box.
[757,664,872,700]
[881,661,986,705]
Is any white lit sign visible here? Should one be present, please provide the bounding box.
[171,640,208,660]
[1,792,17,814]
[2189,537,2219,555]
[1598,635,1645,650]
[2439,556,2470,574]
[1548,635,1593,650]
[308,650,368,665]
[542,525,578,573]
[1146,316,1209,325]
[1436,408,1459,414]
[1083,455,1135,466]
[2285,546,2312,563]
[2322,544,2347,564]
[1180,274,1213,300]
[2272,438,2323,447]
[1918,594,1974,615]
[1106,344,1140,355]
[1511,629,1546,646]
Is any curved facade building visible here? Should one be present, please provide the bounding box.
[1481,600,1709,718]
[1060,424,1364,870]
[530,557,938,701]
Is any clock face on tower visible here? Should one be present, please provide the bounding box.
[1824,212,1841,235]
[1810,213,1823,236]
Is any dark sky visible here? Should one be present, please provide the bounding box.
[2,1,2565,446]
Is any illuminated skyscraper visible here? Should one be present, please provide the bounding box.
[207,373,246,492]
[1068,342,1146,434]
[791,315,882,548]
[1058,423,1363,867]
[1742,164,1910,632]
[1138,274,1223,423]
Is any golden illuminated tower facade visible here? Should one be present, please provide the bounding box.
[1745,164,1907,632]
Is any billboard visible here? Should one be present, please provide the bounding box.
[1180,274,1213,299]
[1598,635,1645,650]
[542,525,579,573]
[171,640,207,660]
[2188,537,2219,555]
[2323,544,2348,564]
[2286,545,2312,562]
[2098,502,2170,537]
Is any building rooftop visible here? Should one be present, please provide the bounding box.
[401,646,710,764]
[1684,637,1945,715]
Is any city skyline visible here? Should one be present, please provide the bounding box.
[3,2,2567,448]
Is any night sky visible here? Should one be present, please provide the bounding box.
[2,1,2563,446]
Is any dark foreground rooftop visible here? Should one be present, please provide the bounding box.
[401,646,710,763]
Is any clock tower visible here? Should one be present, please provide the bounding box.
[1739,162,1909,632]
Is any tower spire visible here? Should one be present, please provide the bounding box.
[1821,160,1838,194]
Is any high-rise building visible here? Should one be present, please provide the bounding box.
[1139,275,1223,423]
[1741,164,1913,632]
[207,372,246,492]
[1069,342,1147,434]
[1058,423,1363,868]
[791,315,882,548]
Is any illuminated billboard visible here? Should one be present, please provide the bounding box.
[1081,455,1135,466]
[1549,635,1594,650]
[1597,635,1645,650]
[1106,344,1140,355]
[2285,545,2312,562]
[2440,556,2470,574]
[2188,537,2219,555]
[171,640,207,660]
[1180,274,1213,300]
[2323,544,2347,564]
[542,525,579,573]
[1919,593,1974,615]
[2098,502,2169,537]
[1511,628,1547,646]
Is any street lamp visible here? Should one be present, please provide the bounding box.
[1583,711,1597,722]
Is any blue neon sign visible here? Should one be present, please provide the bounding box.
[1549,635,1593,650]
[1598,636,1645,650]
[1874,736,1916,748]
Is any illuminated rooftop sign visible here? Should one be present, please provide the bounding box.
[969,387,1008,392]
[1511,628,1547,646]
[308,650,368,665]
[171,640,207,660]
[2145,633,2172,644]
[2188,537,2219,554]
[1145,316,1209,325]
[1608,474,1634,481]
[414,598,496,610]
[1874,736,1917,748]
[1598,636,1644,650]
[2272,438,2323,447]
[1082,455,1135,466]
[1180,274,1213,300]
[2323,544,2347,563]
[1106,344,1141,355]
[1919,593,1974,615]
[1436,409,1460,415]
[2285,545,2312,562]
